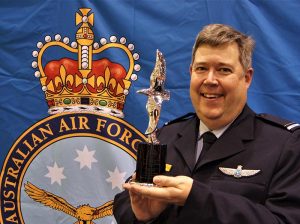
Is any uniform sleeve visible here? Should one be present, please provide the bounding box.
[176,131,300,224]
[113,190,169,224]
[113,190,136,224]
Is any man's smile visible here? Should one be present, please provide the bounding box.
[201,93,223,99]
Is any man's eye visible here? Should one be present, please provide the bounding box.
[194,66,207,72]
[219,68,232,73]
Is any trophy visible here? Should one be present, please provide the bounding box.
[135,49,170,186]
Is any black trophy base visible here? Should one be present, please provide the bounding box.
[135,142,167,185]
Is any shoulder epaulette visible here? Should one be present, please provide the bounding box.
[256,113,300,132]
[164,112,196,126]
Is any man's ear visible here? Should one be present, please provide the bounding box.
[189,64,192,76]
[245,67,254,88]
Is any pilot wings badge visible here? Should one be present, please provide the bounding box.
[219,165,261,178]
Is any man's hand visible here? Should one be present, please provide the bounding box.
[123,175,193,221]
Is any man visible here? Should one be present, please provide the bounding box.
[113,24,300,223]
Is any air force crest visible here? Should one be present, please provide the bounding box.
[0,8,145,224]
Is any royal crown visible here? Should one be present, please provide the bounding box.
[31,8,140,118]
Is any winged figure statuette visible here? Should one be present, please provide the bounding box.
[137,49,170,144]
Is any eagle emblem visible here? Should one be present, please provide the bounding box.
[219,165,260,178]
[24,181,113,224]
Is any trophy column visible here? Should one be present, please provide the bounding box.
[136,143,167,184]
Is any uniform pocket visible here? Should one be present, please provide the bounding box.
[209,176,266,203]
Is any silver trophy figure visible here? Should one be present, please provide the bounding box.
[135,50,170,185]
[137,49,170,144]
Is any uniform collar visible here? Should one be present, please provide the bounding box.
[199,121,232,140]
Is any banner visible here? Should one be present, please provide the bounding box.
[1,1,300,223]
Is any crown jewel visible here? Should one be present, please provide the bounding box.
[32,8,140,118]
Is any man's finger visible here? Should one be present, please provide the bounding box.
[129,183,170,200]
[153,175,179,187]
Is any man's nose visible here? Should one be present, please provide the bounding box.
[204,70,218,85]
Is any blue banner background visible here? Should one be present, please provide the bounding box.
[1,0,300,167]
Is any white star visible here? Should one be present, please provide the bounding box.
[74,145,98,169]
[45,162,66,185]
[106,167,127,191]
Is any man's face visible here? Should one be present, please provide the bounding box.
[190,43,253,130]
